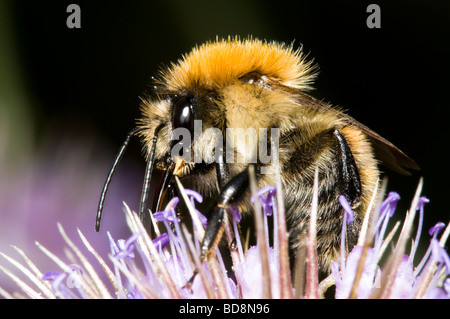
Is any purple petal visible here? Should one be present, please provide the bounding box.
[431,239,450,274]
[380,192,400,217]
[153,210,177,223]
[114,232,141,259]
[164,197,180,211]
[389,255,415,298]
[250,186,277,206]
[333,246,377,299]
[339,195,354,224]
[229,206,242,223]
[184,189,203,204]
[444,278,450,294]
[115,239,135,259]
[234,246,279,298]
[42,271,67,293]
[431,238,450,275]
[256,186,277,201]
[152,232,170,249]
[429,222,446,236]
[443,250,450,274]
[195,209,208,226]
[69,264,83,275]
[431,239,442,262]
[331,261,341,284]
[42,271,64,282]
[430,239,450,274]
[417,196,430,210]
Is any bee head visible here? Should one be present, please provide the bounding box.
[138,37,317,175]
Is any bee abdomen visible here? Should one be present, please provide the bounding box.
[282,127,365,271]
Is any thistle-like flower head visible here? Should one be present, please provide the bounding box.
[1,176,449,299]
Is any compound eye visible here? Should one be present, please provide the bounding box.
[171,96,194,158]
[172,96,194,134]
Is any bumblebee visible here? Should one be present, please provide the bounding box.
[95,37,418,271]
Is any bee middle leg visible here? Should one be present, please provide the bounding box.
[200,164,250,261]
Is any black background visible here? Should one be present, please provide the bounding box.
[6,1,450,238]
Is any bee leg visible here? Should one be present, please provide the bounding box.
[152,167,174,214]
[334,129,363,251]
[200,167,250,261]
[215,147,230,189]
[334,129,361,206]
[139,124,164,228]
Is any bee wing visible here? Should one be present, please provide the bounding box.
[338,112,419,175]
[295,92,420,175]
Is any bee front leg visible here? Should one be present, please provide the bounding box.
[215,147,230,189]
[200,166,249,261]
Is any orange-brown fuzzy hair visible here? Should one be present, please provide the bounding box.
[158,36,317,92]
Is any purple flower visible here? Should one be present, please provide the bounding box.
[184,189,203,204]
[332,185,450,299]
[41,265,85,298]
[339,195,354,224]
[153,198,179,223]
[114,232,141,260]
[229,206,242,223]
[380,191,400,217]
[152,233,170,250]
[234,246,280,298]
[429,222,446,236]
[1,173,449,299]
[431,239,450,273]
[332,245,378,299]
[251,185,277,211]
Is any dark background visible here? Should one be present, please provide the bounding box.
[3,1,450,243]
